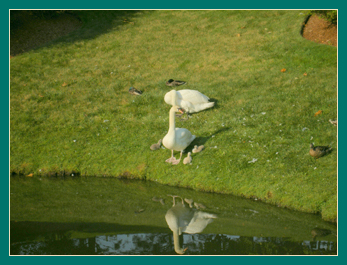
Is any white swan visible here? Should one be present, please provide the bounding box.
[165,195,217,255]
[164,89,215,119]
[163,91,195,165]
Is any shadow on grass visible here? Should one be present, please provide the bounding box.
[70,10,149,42]
[10,10,151,56]
[209,98,219,108]
[187,126,232,151]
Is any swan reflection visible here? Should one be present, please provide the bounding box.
[165,195,217,254]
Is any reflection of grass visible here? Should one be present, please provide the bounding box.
[10,177,337,242]
[10,10,337,221]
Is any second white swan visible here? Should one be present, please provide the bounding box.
[164,89,215,119]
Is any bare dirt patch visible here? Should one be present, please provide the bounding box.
[302,14,337,47]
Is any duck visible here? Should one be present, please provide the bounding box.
[165,195,217,254]
[128,87,142,95]
[150,139,162,150]
[163,91,196,165]
[192,145,204,153]
[164,89,215,120]
[309,143,332,159]
[311,228,333,240]
[183,152,192,164]
[166,79,186,87]
[329,119,337,126]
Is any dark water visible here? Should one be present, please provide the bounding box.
[10,177,337,255]
[10,222,336,255]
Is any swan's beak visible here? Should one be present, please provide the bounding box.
[178,108,185,114]
[176,247,188,255]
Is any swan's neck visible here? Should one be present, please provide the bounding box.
[171,90,177,105]
[169,90,177,133]
[173,230,185,255]
[169,107,176,132]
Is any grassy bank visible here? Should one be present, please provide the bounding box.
[10,10,337,221]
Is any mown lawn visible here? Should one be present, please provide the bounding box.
[10,10,337,221]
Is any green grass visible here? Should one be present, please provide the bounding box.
[10,10,337,221]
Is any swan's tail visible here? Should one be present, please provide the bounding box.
[192,102,215,113]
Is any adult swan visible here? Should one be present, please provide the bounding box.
[163,90,195,165]
[164,89,215,119]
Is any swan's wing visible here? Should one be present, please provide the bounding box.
[165,91,193,109]
[182,211,217,234]
[179,99,194,112]
[164,91,173,105]
[179,99,214,113]
[178,90,211,103]
[175,128,195,150]
[178,211,195,231]
[190,102,215,113]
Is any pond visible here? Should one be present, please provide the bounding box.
[10,176,337,255]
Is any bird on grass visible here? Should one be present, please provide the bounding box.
[309,143,332,159]
[183,152,192,165]
[128,87,142,95]
[164,89,215,120]
[166,79,186,87]
[163,105,195,165]
[329,119,337,126]
[163,91,196,165]
[150,139,162,150]
[192,145,204,153]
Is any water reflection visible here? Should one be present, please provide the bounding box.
[165,195,217,254]
[311,228,333,240]
[10,177,337,255]
[10,229,337,255]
